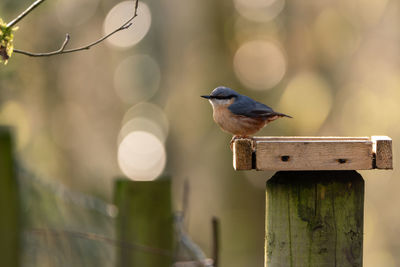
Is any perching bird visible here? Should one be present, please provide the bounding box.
[201,86,291,148]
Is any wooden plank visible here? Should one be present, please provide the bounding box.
[255,136,371,141]
[114,178,173,267]
[0,127,20,267]
[256,138,373,170]
[372,136,393,169]
[266,171,364,267]
[232,136,393,171]
[233,139,253,170]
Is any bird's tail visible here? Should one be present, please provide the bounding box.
[273,112,292,118]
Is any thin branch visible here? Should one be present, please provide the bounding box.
[13,0,139,57]
[59,34,70,51]
[7,0,47,28]
[211,217,220,267]
[175,213,214,267]
[182,178,190,219]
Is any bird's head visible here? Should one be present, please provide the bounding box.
[201,86,239,108]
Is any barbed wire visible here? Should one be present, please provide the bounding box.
[15,163,217,266]
[26,227,213,266]
[27,227,172,257]
[16,161,118,218]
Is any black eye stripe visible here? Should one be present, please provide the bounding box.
[211,95,236,99]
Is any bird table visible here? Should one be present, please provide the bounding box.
[232,136,393,267]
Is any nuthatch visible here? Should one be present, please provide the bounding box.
[201,86,291,147]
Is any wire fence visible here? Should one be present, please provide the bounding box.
[17,163,118,267]
[14,162,217,267]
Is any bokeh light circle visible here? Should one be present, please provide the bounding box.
[278,72,333,134]
[233,0,285,22]
[234,40,286,90]
[118,131,166,181]
[337,79,400,135]
[313,9,359,64]
[119,117,165,144]
[104,1,151,48]
[114,55,161,104]
[119,102,169,144]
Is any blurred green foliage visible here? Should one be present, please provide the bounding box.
[0,18,18,64]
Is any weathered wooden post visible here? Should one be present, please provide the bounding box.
[233,136,393,267]
[114,178,173,267]
[0,127,20,267]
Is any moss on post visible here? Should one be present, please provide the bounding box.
[0,127,20,267]
[114,178,173,267]
[266,171,364,267]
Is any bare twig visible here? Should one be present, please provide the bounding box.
[28,228,172,257]
[174,181,215,267]
[175,213,214,267]
[58,34,70,51]
[211,217,220,267]
[12,0,139,57]
[182,179,190,219]
[7,0,47,28]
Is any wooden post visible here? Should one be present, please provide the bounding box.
[114,178,173,267]
[266,171,364,267]
[0,127,20,267]
[232,136,393,267]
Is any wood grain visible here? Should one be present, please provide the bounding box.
[233,139,253,170]
[232,136,393,170]
[256,139,373,170]
[266,171,364,267]
[372,136,393,169]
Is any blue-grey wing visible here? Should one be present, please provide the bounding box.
[228,95,275,118]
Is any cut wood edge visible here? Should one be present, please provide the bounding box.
[233,139,253,170]
[371,136,393,169]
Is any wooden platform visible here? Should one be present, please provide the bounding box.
[233,136,392,171]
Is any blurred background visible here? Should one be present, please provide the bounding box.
[0,0,399,266]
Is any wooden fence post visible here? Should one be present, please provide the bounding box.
[266,171,364,266]
[114,178,173,267]
[0,127,20,267]
[233,136,393,267]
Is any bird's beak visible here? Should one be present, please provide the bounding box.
[201,95,211,99]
